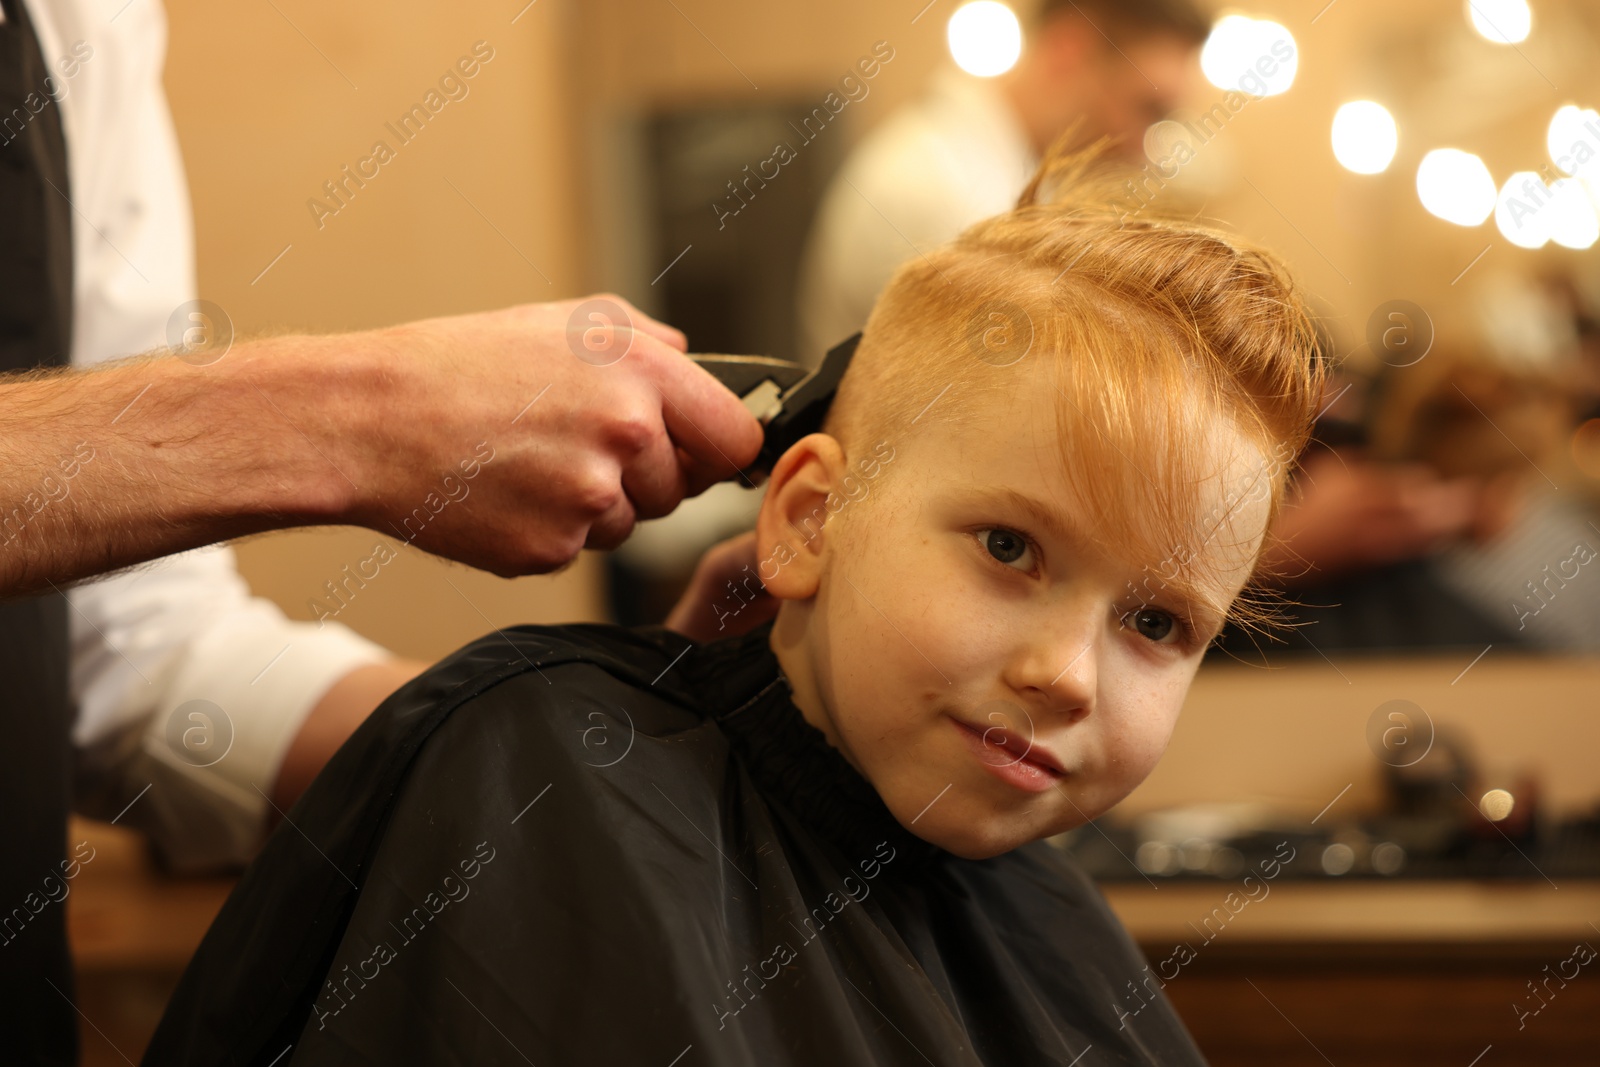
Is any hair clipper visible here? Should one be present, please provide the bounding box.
[690,332,861,485]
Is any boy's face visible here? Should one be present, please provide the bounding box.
[760,382,1273,860]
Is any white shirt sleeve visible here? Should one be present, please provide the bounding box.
[32,0,392,870]
[69,548,390,872]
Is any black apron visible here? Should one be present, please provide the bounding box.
[0,0,80,1063]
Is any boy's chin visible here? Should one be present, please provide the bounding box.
[897,798,1098,860]
[901,814,1045,861]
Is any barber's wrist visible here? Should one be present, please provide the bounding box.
[311,322,425,529]
[214,331,383,526]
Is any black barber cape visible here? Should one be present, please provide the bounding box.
[146,622,1207,1066]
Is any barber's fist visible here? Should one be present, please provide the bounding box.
[346,295,762,576]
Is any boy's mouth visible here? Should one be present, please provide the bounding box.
[949,718,1066,793]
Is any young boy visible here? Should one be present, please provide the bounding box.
[145,153,1324,1066]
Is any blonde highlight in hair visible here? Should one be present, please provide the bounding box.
[825,139,1329,640]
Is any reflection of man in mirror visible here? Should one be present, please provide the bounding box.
[1213,346,1600,659]
[797,0,1208,361]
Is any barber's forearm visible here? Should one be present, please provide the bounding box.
[0,335,367,595]
[0,296,763,596]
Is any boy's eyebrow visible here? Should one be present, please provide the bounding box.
[966,485,1232,632]
[970,485,1094,558]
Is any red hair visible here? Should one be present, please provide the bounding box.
[825,144,1328,635]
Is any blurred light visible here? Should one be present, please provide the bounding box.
[1208,845,1246,878]
[1479,788,1516,822]
[1332,101,1398,174]
[1496,171,1554,248]
[1417,149,1497,226]
[947,2,1023,78]
[1371,841,1406,875]
[1547,105,1600,179]
[1144,119,1194,168]
[1135,840,1180,875]
[1467,0,1532,45]
[1320,842,1356,876]
[1200,15,1298,97]
[1548,178,1600,249]
[1180,839,1216,872]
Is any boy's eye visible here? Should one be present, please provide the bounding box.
[1124,607,1180,645]
[980,528,1033,569]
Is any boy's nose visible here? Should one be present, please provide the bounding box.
[1006,626,1097,724]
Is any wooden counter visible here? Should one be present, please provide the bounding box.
[1104,880,1600,1066]
[66,819,232,1067]
[1105,879,1600,945]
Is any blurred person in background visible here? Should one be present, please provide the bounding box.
[1212,339,1600,660]
[797,0,1210,361]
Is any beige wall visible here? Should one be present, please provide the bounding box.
[1126,652,1600,820]
[163,0,601,661]
[574,0,947,112]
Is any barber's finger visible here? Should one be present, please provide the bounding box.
[644,345,763,475]
[601,293,688,353]
[620,416,689,521]
[679,445,751,498]
[585,491,639,550]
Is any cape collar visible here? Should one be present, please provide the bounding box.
[687,623,944,874]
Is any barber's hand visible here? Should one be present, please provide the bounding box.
[1259,449,1481,587]
[346,295,762,576]
[664,531,778,643]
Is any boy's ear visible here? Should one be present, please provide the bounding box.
[755,433,848,601]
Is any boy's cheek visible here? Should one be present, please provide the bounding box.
[1063,754,1165,833]
[832,530,951,650]
[871,540,997,663]
[1068,694,1179,815]
[1106,720,1178,797]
